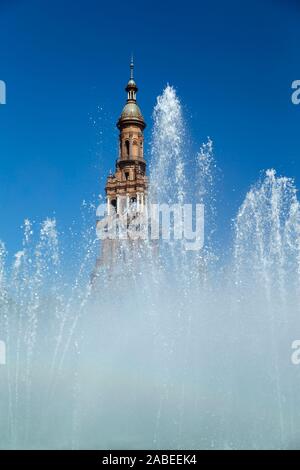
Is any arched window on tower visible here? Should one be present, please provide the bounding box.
[132,140,138,158]
[125,140,130,158]
[111,199,117,213]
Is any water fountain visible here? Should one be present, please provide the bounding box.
[1,86,300,450]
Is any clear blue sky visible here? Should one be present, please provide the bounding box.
[0,0,299,256]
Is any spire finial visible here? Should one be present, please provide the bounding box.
[130,54,134,80]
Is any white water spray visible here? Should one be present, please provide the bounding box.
[0,88,300,450]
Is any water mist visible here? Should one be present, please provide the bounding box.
[1,86,300,450]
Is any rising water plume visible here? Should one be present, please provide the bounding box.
[1,86,300,449]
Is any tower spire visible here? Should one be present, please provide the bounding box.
[123,55,139,105]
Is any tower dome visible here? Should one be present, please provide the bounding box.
[118,102,145,127]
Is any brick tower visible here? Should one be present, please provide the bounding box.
[95,59,148,270]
